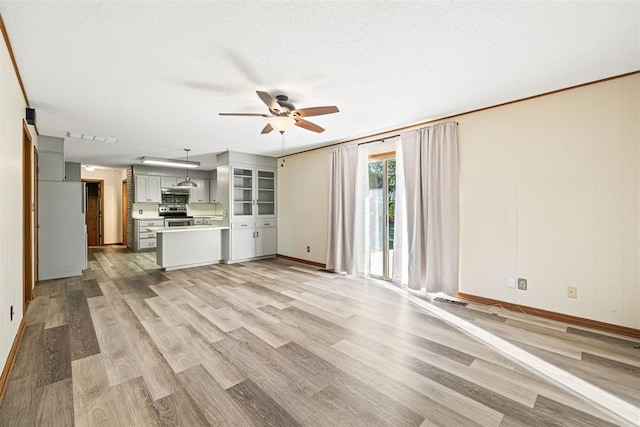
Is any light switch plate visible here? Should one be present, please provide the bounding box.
[507,277,516,289]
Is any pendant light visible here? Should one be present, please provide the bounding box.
[177,148,198,188]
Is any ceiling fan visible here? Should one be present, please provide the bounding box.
[219,91,339,134]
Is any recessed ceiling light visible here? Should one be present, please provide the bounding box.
[81,134,94,140]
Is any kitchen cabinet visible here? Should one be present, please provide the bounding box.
[135,175,161,203]
[226,220,276,262]
[160,176,176,188]
[216,152,278,263]
[194,216,216,225]
[189,179,210,203]
[256,221,277,257]
[230,166,276,220]
[209,179,217,202]
[133,218,164,251]
[230,223,256,261]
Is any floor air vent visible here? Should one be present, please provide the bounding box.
[433,297,468,307]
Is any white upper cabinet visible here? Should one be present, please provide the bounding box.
[256,169,276,217]
[189,179,210,203]
[135,175,161,203]
[160,176,176,188]
[231,167,254,218]
[230,166,276,220]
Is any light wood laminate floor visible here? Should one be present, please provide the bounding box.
[1,247,638,426]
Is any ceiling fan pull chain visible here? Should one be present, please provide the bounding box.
[280,133,286,167]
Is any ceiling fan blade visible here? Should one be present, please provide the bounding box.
[292,106,339,117]
[295,118,325,133]
[261,123,273,134]
[256,91,281,113]
[218,112,271,117]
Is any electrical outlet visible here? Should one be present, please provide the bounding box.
[139,209,143,214]
[306,246,310,253]
[507,277,516,289]
[567,286,577,299]
[517,278,527,290]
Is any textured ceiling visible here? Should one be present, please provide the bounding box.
[0,1,638,170]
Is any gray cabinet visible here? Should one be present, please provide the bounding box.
[134,218,164,251]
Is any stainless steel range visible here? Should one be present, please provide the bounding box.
[158,204,194,227]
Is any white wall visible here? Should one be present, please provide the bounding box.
[278,73,640,329]
[81,168,127,244]
[0,32,37,376]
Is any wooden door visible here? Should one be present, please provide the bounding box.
[85,182,102,246]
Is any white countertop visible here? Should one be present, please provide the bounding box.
[147,225,229,233]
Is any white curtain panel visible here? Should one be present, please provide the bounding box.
[354,144,371,277]
[391,137,409,284]
[326,145,360,274]
[400,122,459,294]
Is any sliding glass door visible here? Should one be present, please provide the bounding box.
[368,156,395,279]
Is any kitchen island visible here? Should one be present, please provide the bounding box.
[147,225,229,271]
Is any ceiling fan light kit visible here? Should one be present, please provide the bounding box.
[219,90,339,135]
[177,148,198,188]
[269,116,295,134]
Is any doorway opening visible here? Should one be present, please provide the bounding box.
[22,121,34,308]
[83,180,104,246]
[368,154,396,280]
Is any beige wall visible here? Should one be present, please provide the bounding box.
[278,149,330,263]
[0,33,37,373]
[458,74,639,329]
[81,168,127,244]
[278,73,640,328]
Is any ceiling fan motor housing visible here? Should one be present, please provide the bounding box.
[275,95,295,114]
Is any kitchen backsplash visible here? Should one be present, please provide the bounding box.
[132,202,225,219]
[132,203,161,218]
